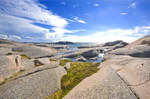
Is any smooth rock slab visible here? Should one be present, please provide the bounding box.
[101,55,150,99]
[0,65,66,99]
[64,66,137,99]
[12,45,56,58]
[110,45,150,58]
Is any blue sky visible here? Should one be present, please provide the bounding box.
[0,0,150,43]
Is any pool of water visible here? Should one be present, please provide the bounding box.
[71,53,104,63]
[54,43,104,63]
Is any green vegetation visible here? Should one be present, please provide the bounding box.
[20,54,31,59]
[75,53,81,57]
[49,58,57,62]
[59,59,72,66]
[48,62,100,99]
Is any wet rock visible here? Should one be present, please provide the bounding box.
[81,49,99,58]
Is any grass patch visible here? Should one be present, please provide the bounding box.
[59,59,72,66]
[75,53,81,57]
[49,59,57,62]
[48,62,100,99]
[20,54,31,59]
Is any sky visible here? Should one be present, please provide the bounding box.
[0,0,150,43]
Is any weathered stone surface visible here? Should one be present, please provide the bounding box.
[126,35,150,48]
[100,55,150,99]
[81,49,99,58]
[12,45,56,58]
[0,64,66,99]
[64,66,137,99]
[37,58,51,64]
[0,55,23,83]
[110,45,150,58]
[21,58,35,70]
[104,40,128,46]
[0,47,12,55]
[64,62,71,70]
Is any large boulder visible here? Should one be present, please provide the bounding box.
[0,55,23,83]
[0,64,66,99]
[12,45,56,58]
[81,49,99,58]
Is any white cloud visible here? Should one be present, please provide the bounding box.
[0,34,8,39]
[0,34,21,40]
[128,2,136,8]
[120,13,128,15]
[61,2,66,5]
[0,0,72,41]
[94,3,100,7]
[73,17,86,24]
[9,35,21,40]
[61,26,150,43]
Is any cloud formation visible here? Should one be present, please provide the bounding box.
[0,0,73,41]
[120,13,128,15]
[93,3,100,7]
[61,26,150,43]
[128,2,136,8]
[73,17,86,24]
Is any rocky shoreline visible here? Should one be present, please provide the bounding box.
[0,35,150,99]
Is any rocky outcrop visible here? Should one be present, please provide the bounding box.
[65,55,150,99]
[101,55,150,99]
[103,40,128,46]
[125,35,150,48]
[0,55,23,83]
[109,45,150,58]
[0,64,66,99]
[12,45,56,58]
[81,49,99,58]
[108,35,150,58]
[64,65,137,99]
[65,35,150,99]
[0,47,12,55]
